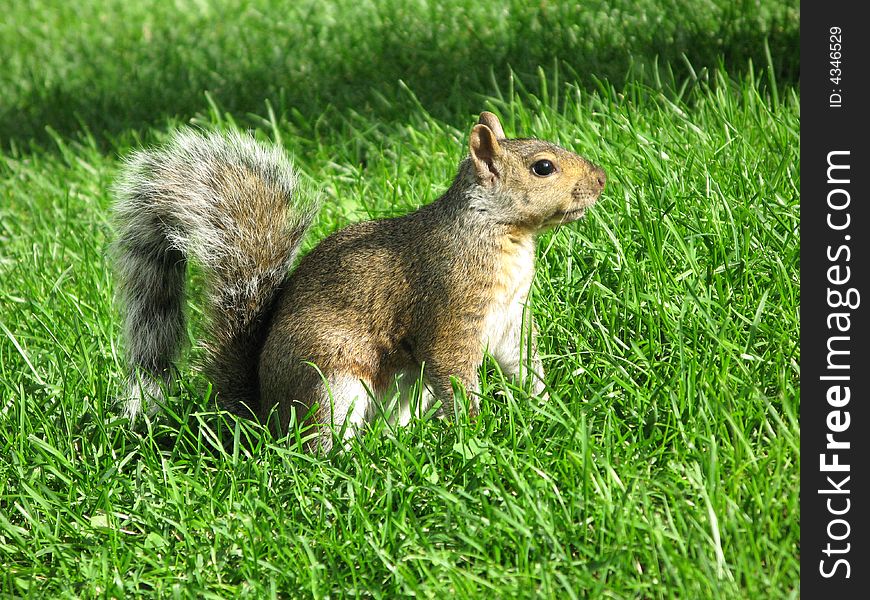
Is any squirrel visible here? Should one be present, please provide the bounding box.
[112,112,606,451]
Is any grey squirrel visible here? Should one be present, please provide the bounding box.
[112,112,606,451]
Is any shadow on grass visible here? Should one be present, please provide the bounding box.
[1,1,798,148]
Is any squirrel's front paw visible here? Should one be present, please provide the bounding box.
[532,377,549,402]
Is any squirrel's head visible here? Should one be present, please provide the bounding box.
[463,111,606,231]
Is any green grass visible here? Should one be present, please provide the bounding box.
[1,0,799,597]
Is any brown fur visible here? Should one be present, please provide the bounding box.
[258,113,605,449]
[113,112,605,451]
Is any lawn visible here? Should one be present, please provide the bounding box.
[0,0,799,597]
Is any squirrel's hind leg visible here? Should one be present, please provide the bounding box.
[313,373,374,453]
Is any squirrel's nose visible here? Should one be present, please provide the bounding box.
[595,168,607,190]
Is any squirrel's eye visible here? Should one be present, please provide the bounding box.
[531,159,556,177]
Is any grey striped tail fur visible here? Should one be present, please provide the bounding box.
[112,129,319,420]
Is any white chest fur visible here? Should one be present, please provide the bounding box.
[480,238,536,373]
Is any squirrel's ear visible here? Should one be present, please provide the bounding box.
[477,111,506,139]
[469,124,503,186]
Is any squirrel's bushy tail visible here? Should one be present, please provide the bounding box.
[112,129,319,419]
